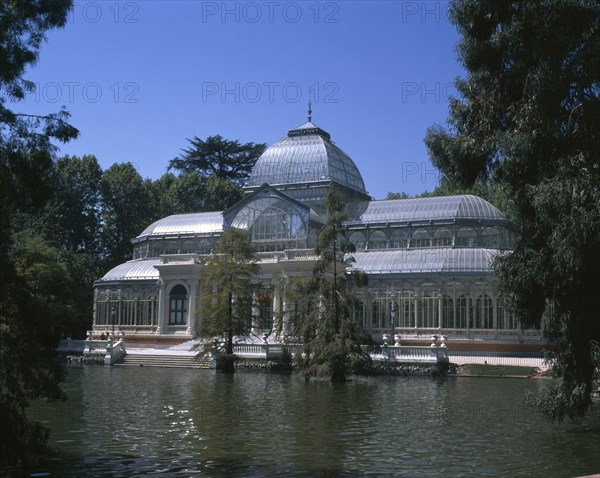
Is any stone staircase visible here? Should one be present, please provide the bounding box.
[114,353,211,369]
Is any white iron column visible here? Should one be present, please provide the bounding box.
[186,280,198,336]
[492,293,498,337]
[282,298,290,340]
[272,289,281,337]
[438,293,443,329]
[251,291,260,333]
[156,280,165,335]
[466,293,471,337]
[414,292,420,331]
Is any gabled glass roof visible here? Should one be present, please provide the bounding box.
[348,248,500,275]
[137,212,224,239]
[99,259,161,282]
[247,121,366,194]
[345,195,507,224]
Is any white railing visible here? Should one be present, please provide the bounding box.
[367,345,448,364]
[104,338,127,365]
[234,343,265,357]
[255,249,318,263]
[447,351,546,368]
[230,343,448,364]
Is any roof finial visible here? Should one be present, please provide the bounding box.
[308,98,312,122]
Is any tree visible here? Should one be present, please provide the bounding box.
[169,134,266,186]
[149,171,206,217]
[424,0,600,420]
[196,228,258,373]
[48,155,103,254]
[296,187,371,383]
[385,191,410,200]
[100,163,153,269]
[0,0,77,468]
[201,174,244,211]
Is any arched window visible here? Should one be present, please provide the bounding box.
[456,227,478,247]
[371,299,385,328]
[398,291,415,328]
[169,285,187,325]
[258,300,272,330]
[181,240,195,254]
[197,239,212,254]
[419,292,437,328]
[164,240,179,255]
[433,228,453,247]
[441,295,454,328]
[122,289,135,326]
[308,229,318,249]
[475,294,493,329]
[456,295,472,329]
[411,229,431,248]
[353,300,366,329]
[349,231,367,251]
[369,230,387,249]
[481,227,501,248]
[95,292,108,326]
[389,230,408,248]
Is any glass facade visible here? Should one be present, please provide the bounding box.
[93,118,538,344]
[228,194,310,252]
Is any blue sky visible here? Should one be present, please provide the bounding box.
[17,1,462,199]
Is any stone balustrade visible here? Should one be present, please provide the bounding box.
[104,338,127,365]
[230,343,447,365]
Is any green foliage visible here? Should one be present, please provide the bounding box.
[296,187,371,382]
[0,0,77,468]
[1,237,71,468]
[100,162,153,269]
[425,0,600,420]
[202,174,244,211]
[50,155,103,254]
[169,134,266,186]
[149,171,205,217]
[195,228,259,373]
[385,191,409,200]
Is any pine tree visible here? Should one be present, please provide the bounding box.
[425,0,600,420]
[196,228,258,373]
[296,187,371,382]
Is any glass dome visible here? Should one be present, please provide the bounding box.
[247,121,366,194]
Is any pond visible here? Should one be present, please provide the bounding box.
[27,367,600,477]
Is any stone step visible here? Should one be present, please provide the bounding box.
[115,354,211,369]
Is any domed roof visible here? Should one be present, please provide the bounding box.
[135,211,223,240]
[345,195,508,224]
[348,248,500,276]
[247,121,366,194]
[99,259,161,282]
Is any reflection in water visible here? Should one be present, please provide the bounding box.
[28,367,600,477]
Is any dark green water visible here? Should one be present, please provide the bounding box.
[27,367,599,477]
